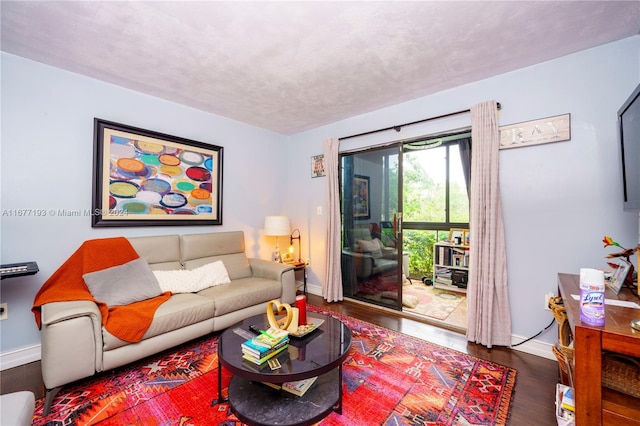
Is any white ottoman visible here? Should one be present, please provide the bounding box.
[0,391,35,426]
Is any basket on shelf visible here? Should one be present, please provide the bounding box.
[602,353,640,398]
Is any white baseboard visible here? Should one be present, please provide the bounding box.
[0,344,41,371]
[510,335,555,361]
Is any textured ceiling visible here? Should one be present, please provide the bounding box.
[1,1,639,135]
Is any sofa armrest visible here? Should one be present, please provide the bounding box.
[342,250,375,278]
[41,300,102,326]
[40,301,103,389]
[249,259,296,304]
[381,247,399,260]
[248,258,294,280]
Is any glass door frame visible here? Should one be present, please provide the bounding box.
[339,143,404,311]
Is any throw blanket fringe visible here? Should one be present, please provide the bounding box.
[32,237,171,343]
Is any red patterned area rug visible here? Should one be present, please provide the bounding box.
[33,306,516,426]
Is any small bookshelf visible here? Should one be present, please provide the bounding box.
[433,242,469,293]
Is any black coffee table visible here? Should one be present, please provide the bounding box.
[218,312,352,426]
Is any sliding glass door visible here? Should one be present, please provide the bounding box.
[340,146,403,310]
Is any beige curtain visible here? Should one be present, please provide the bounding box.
[467,100,512,347]
[323,137,343,302]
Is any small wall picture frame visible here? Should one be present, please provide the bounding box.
[311,154,326,178]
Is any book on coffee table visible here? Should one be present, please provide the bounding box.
[242,344,288,365]
[262,376,318,397]
[242,337,289,359]
[250,327,290,349]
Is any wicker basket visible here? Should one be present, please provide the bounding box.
[553,339,575,378]
[602,353,640,398]
[549,296,567,324]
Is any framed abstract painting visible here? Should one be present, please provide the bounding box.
[92,118,223,227]
[353,174,370,220]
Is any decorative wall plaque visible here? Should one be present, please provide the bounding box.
[311,154,326,177]
[499,113,571,150]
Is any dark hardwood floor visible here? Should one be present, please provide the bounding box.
[309,294,560,425]
[1,294,559,425]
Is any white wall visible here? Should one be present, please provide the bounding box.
[1,35,638,364]
[285,36,640,349]
[0,53,289,355]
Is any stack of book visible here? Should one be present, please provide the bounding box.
[434,267,453,286]
[241,327,289,365]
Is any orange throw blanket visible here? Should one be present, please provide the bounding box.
[32,237,171,343]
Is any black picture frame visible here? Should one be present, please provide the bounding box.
[607,260,631,294]
[92,118,223,227]
[353,174,370,220]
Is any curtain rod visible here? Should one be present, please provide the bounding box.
[339,102,501,141]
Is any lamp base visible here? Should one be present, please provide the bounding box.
[273,249,282,263]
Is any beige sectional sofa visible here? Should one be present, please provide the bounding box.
[38,231,296,414]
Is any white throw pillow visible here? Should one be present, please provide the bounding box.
[153,261,231,293]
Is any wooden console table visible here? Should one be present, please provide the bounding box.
[557,273,640,425]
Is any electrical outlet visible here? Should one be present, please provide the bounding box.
[0,303,7,320]
[544,293,554,311]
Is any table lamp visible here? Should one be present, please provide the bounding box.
[264,216,290,262]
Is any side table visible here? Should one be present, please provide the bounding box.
[286,262,307,295]
[557,273,640,425]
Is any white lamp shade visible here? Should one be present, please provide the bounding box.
[264,216,290,236]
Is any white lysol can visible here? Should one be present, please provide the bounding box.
[579,268,605,326]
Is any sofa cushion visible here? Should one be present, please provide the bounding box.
[181,232,253,279]
[153,261,231,293]
[127,235,182,270]
[197,277,282,317]
[82,258,162,306]
[102,293,215,350]
[357,238,383,258]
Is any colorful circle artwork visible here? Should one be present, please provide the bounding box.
[159,154,181,166]
[186,166,211,182]
[140,154,161,165]
[175,179,196,192]
[141,178,172,195]
[134,141,164,154]
[106,135,216,218]
[120,201,149,213]
[196,204,213,214]
[180,151,204,165]
[160,192,188,208]
[160,165,184,177]
[188,188,211,206]
[110,180,139,198]
[117,158,145,173]
[136,190,162,204]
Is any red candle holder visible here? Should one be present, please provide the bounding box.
[295,295,307,325]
